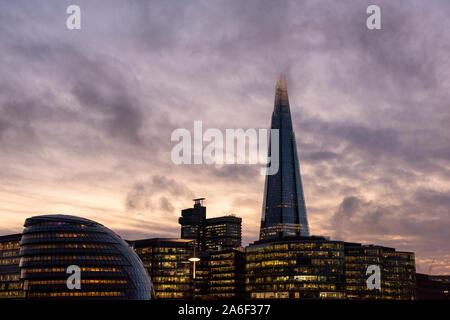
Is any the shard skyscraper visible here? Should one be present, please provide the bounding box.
[260,76,310,240]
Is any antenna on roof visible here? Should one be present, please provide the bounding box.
[428,258,435,274]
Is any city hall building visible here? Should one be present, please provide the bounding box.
[19,215,153,299]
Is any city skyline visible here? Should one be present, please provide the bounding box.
[0,0,449,275]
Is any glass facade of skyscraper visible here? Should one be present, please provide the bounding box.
[260,77,309,240]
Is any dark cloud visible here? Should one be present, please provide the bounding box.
[159,196,175,213]
[330,190,450,272]
[302,151,339,162]
[0,0,449,273]
[125,175,194,212]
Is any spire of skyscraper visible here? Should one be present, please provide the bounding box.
[260,76,310,240]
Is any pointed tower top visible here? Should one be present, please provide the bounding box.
[260,76,310,240]
[274,75,289,107]
[276,75,287,91]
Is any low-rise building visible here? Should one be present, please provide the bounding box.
[246,237,346,299]
[131,238,194,299]
[0,234,23,299]
[207,248,246,299]
[344,243,415,300]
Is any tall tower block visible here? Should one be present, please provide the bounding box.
[260,76,310,240]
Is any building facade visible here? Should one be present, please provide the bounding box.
[194,252,210,299]
[0,234,24,299]
[19,215,153,299]
[180,199,242,252]
[131,238,194,299]
[260,76,309,240]
[344,243,416,300]
[204,216,242,252]
[207,249,246,299]
[179,198,206,252]
[246,237,345,299]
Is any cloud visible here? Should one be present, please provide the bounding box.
[125,175,194,212]
[0,0,448,274]
[330,190,450,273]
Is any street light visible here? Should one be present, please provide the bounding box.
[188,257,200,278]
[188,257,200,299]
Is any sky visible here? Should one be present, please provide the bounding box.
[0,0,449,274]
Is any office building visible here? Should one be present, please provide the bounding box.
[247,78,344,300]
[204,216,242,252]
[192,249,246,299]
[260,76,309,240]
[179,199,242,252]
[344,243,415,300]
[0,234,24,299]
[179,198,206,252]
[246,237,345,299]
[19,215,153,299]
[193,252,210,299]
[131,238,194,299]
[208,248,246,299]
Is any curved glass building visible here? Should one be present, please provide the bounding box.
[19,215,153,299]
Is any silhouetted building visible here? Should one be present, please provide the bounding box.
[416,273,443,300]
[260,76,309,240]
[205,216,242,252]
[179,199,242,252]
[179,198,206,252]
[131,238,194,299]
[416,274,450,300]
[19,215,152,299]
[428,275,450,299]
[0,234,24,299]
[344,243,415,300]
[246,237,345,299]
